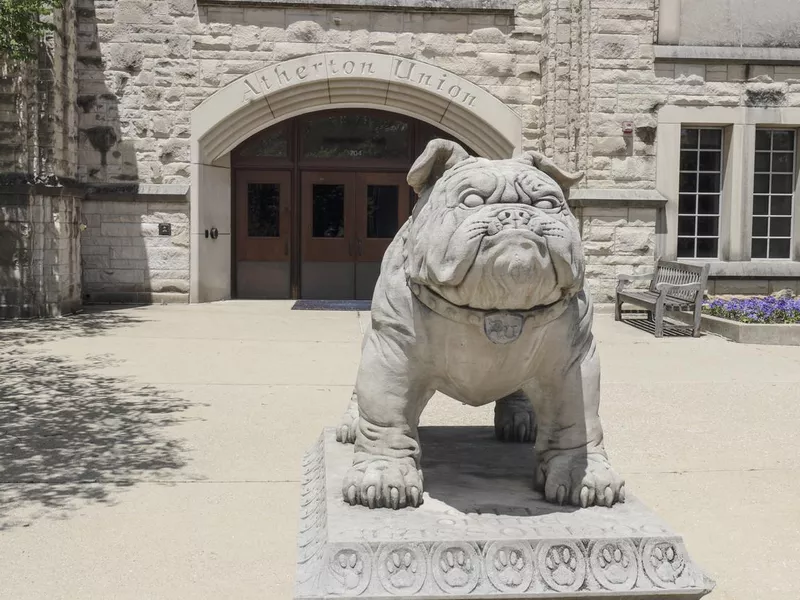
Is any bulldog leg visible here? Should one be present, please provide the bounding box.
[494,391,536,443]
[525,341,625,508]
[335,390,359,444]
[342,333,432,509]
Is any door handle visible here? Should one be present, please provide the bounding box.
[357,238,363,256]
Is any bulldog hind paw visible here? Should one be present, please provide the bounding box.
[342,458,424,509]
[535,451,625,508]
[494,397,536,443]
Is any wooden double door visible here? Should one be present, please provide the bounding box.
[236,170,411,300]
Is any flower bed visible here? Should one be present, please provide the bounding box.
[703,296,800,324]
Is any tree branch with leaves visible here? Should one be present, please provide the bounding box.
[0,0,62,62]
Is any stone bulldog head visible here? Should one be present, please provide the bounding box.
[405,139,585,311]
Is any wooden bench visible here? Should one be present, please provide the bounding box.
[615,260,710,337]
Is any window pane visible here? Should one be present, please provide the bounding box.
[697,195,719,214]
[247,183,280,237]
[696,216,719,236]
[753,195,769,215]
[752,238,768,258]
[238,127,289,158]
[680,151,698,171]
[302,114,410,159]
[696,238,718,258]
[752,217,768,237]
[754,174,770,193]
[756,129,772,150]
[679,194,696,214]
[679,172,697,193]
[680,128,699,149]
[755,152,771,172]
[678,216,695,236]
[771,217,792,237]
[772,130,795,151]
[771,174,793,194]
[773,152,794,172]
[772,195,792,215]
[698,173,720,192]
[677,237,695,257]
[366,185,399,238]
[698,151,721,171]
[700,129,722,149]
[312,184,345,238]
[769,239,791,259]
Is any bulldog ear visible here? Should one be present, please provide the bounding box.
[407,139,470,194]
[521,151,584,195]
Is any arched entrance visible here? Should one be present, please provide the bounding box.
[232,109,473,300]
[189,52,522,302]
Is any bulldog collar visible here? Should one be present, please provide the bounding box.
[408,281,572,344]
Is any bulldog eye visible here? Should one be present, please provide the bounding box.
[461,193,484,208]
[533,197,558,210]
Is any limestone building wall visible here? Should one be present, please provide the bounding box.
[81,194,189,303]
[0,188,82,318]
[1,0,796,311]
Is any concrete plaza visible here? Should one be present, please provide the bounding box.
[0,302,798,599]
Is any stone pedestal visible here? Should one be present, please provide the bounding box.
[294,428,714,599]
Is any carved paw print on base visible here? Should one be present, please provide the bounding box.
[538,541,586,592]
[643,540,687,588]
[485,542,533,593]
[431,543,480,593]
[589,540,637,591]
[377,544,426,595]
[327,546,371,596]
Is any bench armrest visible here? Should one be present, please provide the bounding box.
[616,272,654,292]
[654,281,703,304]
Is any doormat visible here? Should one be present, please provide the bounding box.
[291,300,372,311]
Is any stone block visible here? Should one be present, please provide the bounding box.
[294,429,714,599]
[615,228,654,255]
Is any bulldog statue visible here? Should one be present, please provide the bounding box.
[336,139,624,511]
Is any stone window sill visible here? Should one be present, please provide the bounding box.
[197,0,515,12]
[680,260,800,278]
[654,45,800,65]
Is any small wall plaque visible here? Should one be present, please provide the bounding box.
[158,223,172,236]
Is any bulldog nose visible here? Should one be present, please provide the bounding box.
[498,209,531,228]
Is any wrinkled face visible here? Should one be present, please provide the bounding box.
[405,156,585,311]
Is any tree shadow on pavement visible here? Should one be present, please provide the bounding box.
[0,309,192,529]
[0,306,146,346]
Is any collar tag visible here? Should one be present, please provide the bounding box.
[483,312,524,344]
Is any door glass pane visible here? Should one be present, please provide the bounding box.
[366,185,399,238]
[312,184,345,238]
[301,114,410,160]
[247,183,280,237]
[238,126,289,158]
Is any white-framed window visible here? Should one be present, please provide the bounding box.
[677,127,724,258]
[751,129,795,259]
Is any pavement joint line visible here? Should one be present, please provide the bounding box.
[0,479,301,485]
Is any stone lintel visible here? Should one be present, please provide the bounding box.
[654,45,800,64]
[295,427,714,599]
[85,183,189,203]
[569,189,668,209]
[197,0,515,13]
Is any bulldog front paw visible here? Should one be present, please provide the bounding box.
[342,458,424,509]
[336,395,359,444]
[535,451,625,508]
[494,398,536,443]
